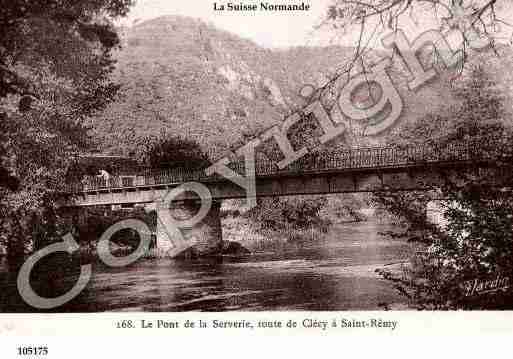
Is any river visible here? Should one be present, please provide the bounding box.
[0,221,411,312]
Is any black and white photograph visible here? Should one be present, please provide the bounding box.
[2,0,513,316]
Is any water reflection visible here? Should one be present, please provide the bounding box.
[0,222,411,312]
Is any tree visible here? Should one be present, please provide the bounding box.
[244,196,330,238]
[318,0,512,103]
[0,0,133,270]
[373,65,513,309]
[324,1,509,54]
[0,0,132,104]
[138,131,211,170]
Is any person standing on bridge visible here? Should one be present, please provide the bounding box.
[97,169,111,187]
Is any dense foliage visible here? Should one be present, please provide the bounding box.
[138,131,210,170]
[67,206,155,251]
[374,65,513,309]
[244,196,330,232]
[0,0,133,269]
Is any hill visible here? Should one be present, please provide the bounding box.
[89,15,513,157]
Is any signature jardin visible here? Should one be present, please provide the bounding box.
[17,24,492,309]
[463,275,511,297]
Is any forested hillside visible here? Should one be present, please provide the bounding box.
[87,15,513,157]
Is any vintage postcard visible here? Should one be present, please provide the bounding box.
[1,0,513,356]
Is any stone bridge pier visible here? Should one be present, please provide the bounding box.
[148,200,223,258]
[426,199,447,228]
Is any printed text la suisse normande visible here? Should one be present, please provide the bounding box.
[214,2,311,11]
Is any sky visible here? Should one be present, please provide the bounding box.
[120,1,513,49]
[120,0,364,48]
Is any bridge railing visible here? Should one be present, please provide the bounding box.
[75,142,477,192]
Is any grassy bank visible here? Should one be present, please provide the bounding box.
[222,214,332,252]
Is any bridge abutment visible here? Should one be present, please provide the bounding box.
[154,200,223,258]
[426,199,448,228]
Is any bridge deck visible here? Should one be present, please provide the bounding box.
[72,142,479,194]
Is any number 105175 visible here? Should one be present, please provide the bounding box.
[17,346,48,356]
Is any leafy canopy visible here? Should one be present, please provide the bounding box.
[374,65,513,309]
[0,0,133,267]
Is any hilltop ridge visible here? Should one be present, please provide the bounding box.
[90,15,513,156]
